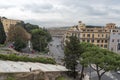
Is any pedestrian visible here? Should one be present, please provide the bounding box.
[29,67,32,72]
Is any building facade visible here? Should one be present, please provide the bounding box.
[0,17,21,34]
[109,29,120,54]
[64,21,116,50]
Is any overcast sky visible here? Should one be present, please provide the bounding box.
[0,0,120,27]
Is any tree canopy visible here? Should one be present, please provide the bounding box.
[17,22,39,33]
[31,28,51,52]
[64,36,82,78]
[81,45,120,80]
[7,24,30,42]
[6,24,30,51]
[8,21,52,52]
[64,41,120,80]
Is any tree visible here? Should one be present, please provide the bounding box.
[64,36,82,78]
[13,38,26,51]
[7,24,30,51]
[31,29,47,52]
[16,22,52,52]
[42,27,52,42]
[0,20,6,44]
[17,22,39,33]
[79,42,96,80]
[81,47,120,80]
[7,24,30,42]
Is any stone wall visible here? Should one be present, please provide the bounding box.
[0,71,67,80]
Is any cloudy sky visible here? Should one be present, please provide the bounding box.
[0,0,120,27]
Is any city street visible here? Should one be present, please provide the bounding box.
[83,64,120,80]
[49,37,120,80]
[48,37,64,64]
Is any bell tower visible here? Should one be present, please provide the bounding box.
[78,21,86,30]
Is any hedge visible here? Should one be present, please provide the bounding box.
[0,54,56,64]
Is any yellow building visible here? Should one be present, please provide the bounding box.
[0,17,21,34]
[0,17,31,40]
[64,21,116,49]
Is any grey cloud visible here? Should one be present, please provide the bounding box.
[23,3,53,13]
[108,8,120,14]
[0,5,15,9]
[1,0,120,27]
[25,19,75,28]
[85,6,108,16]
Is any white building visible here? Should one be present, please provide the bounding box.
[109,29,120,54]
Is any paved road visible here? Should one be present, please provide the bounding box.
[48,37,64,64]
[83,65,120,80]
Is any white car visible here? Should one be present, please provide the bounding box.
[117,71,120,74]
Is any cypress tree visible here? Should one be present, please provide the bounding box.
[0,20,6,44]
[64,36,81,78]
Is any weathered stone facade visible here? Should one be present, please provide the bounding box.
[0,71,67,80]
[0,17,21,34]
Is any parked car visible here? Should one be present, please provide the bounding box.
[117,71,120,74]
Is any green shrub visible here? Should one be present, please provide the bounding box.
[6,76,15,80]
[0,54,56,64]
[56,76,66,80]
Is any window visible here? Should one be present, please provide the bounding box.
[118,33,120,35]
[87,40,90,42]
[91,30,93,31]
[66,36,69,38]
[104,45,107,48]
[118,43,120,50]
[105,40,107,43]
[111,48,113,51]
[87,34,90,37]
[113,33,115,35]
[101,40,103,43]
[118,39,119,42]
[112,39,114,42]
[102,34,104,37]
[113,30,116,32]
[97,40,100,43]
[83,30,85,31]
[106,34,107,38]
[101,45,103,47]
[92,40,94,43]
[83,34,85,37]
[82,40,85,42]
[98,34,100,37]
[92,34,94,38]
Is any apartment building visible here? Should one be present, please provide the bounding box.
[64,21,116,49]
[109,29,120,54]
